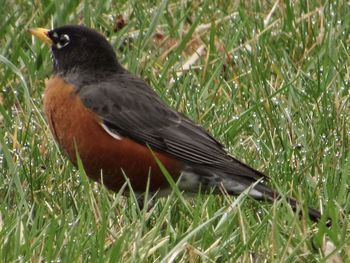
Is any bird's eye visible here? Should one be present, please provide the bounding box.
[56,34,70,49]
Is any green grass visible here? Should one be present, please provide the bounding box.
[1,0,350,261]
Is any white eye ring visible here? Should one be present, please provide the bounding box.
[56,34,70,49]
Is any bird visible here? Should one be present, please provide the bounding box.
[29,25,326,224]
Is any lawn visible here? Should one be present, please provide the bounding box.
[1,0,349,262]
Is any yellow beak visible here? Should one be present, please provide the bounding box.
[29,28,53,45]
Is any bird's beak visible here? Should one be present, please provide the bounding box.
[29,28,53,45]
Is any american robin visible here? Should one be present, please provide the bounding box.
[29,25,325,223]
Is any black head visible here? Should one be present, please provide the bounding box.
[31,25,124,75]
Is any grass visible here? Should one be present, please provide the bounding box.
[1,0,349,261]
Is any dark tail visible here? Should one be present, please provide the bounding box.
[252,184,331,227]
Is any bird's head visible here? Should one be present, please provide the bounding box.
[29,25,123,75]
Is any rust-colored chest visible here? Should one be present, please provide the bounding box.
[43,77,182,192]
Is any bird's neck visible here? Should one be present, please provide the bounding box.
[56,67,120,93]
[55,62,125,76]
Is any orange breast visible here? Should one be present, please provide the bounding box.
[43,77,183,192]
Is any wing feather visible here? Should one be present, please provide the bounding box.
[79,73,267,181]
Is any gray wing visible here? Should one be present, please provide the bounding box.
[79,73,267,181]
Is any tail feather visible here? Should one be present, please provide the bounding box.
[252,184,331,226]
[182,167,330,225]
